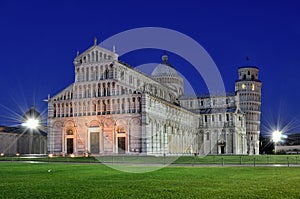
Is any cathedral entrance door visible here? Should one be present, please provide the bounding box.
[220,146,225,154]
[118,137,125,154]
[90,132,100,154]
[67,138,74,154]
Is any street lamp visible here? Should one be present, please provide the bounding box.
[22,118,39,129]
[272,130,287,154]
[21,118,40,154]
[272,130,282,143]
[22,106,42,130]
[20,106,43,154]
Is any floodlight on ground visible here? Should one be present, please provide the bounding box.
[0,153,4,157]
[22,118,39,129]
[272,130,282,143]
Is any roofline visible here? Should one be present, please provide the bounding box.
[235,79,262,83]
[179,92,236,100]
[238,66,259,70]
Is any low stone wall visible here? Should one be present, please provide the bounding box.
[0,132,47,156]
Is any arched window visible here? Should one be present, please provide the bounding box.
[95,67,99,80]
[226,114,229,121]
[103,87,106,96]
[242,84,246,90]
[83,102,86,115]
[103,101,106,113]
[92,51,94,62]
[53,104,56,117]
[86,68,89,81]
[97,100,101,114]
[76,68,80,81]
[97,84,101,96]
[104,69,109,79]
[70,103,73,116]
[226,98,230,104]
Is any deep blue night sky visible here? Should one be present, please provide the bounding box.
[0,0,300,134]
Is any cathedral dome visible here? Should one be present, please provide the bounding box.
[151,53,180,77]
[151,63,179,77]
[151,52,184,97]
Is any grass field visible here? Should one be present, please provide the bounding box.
[0,162,299,198]
[174,155,300,165]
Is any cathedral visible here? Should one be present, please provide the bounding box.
[47,40,261,156]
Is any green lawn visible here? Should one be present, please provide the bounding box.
[174,154,300,165]
[0,162,299,198]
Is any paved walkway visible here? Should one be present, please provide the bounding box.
[1,160,300,167]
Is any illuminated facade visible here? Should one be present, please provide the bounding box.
[47,41,261,156]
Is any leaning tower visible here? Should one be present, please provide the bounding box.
[235,67,262,155]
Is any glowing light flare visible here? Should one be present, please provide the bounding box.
[242,84,246,90]
[272,130,282,143]
[22,118,39,129]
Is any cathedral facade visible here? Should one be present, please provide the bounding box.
[47,41,261,156]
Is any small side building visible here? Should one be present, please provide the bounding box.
[275,133,300,154]
[0,106,47,156]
